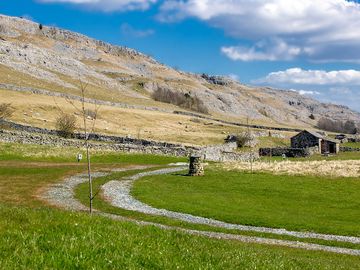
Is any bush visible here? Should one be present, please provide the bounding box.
[235,132,252,148]
[152,88,208,114]
[55,113,77,138]
[0,103,14,120]
[317,117,358,134]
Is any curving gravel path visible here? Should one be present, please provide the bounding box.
[102,167,360,245]
[40,165,360,256]
[40,166,150,211]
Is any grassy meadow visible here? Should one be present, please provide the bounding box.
[134,167,360,237]
[1,141,360,268]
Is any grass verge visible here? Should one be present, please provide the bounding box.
[1,205,359,269]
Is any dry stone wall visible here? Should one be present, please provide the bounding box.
[340,146,360,152]
[0,120,257,162]
[259,147,312,158]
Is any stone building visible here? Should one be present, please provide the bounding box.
[291,130,340,154]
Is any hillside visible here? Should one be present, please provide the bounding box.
[0,14,359,145]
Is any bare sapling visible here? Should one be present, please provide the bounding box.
[54,79,100,213]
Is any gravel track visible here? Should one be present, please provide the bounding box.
[40,166,150,211]
[41,166,360,256]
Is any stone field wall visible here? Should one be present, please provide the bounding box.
[0,120,256,162]
[259,147,312,158]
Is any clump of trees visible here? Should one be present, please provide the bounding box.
[0,103,14,120]
[317,117,358,134]
[152,87,208,114]
[55,113,77,138]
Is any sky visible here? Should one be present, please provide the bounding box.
[0,0,360,112]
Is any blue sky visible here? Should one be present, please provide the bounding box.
[1,0,360,112]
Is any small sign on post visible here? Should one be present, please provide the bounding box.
[77,153,83,162]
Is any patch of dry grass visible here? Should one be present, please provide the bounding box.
[222,160,360,178]
[0,88,244,145]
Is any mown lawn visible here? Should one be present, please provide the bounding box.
[134,167,360,237]
[1,205,359,269]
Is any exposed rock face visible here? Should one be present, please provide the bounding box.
[0,14,359,127]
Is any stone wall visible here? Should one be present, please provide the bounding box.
[259,147,311,158]
[0,127,257,162]
[340,146,360,152]
[221,151,259,162]
[0,129,197,157]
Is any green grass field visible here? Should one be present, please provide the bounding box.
[2,205,359,269]
[1,141,360,268]
[134,167,360,237]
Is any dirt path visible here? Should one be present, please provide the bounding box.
[40,165,360,256]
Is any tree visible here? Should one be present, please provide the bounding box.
[55,79,100,213]
[344,120,357,134]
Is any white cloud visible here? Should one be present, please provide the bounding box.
[120,23,154,37]
[221,38,302,61]
[38,0,156,11]
[254,68,360,85]
[160,0,360,62]
[290,89,320,96]
[254,68,360,111]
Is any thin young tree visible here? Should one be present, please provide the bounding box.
[54,79,100,213]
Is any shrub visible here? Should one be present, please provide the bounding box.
[152,88,208,114]
[0,103,14,120]
[55,113,77,138]
[235,132,252,148]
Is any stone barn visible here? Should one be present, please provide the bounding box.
[291,130,340,154]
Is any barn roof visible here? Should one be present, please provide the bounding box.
[292,130,340,143]
[304,130,324,139]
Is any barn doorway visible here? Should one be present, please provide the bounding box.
[329,143,336,154]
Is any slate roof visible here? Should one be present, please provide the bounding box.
[293,130,340,144]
